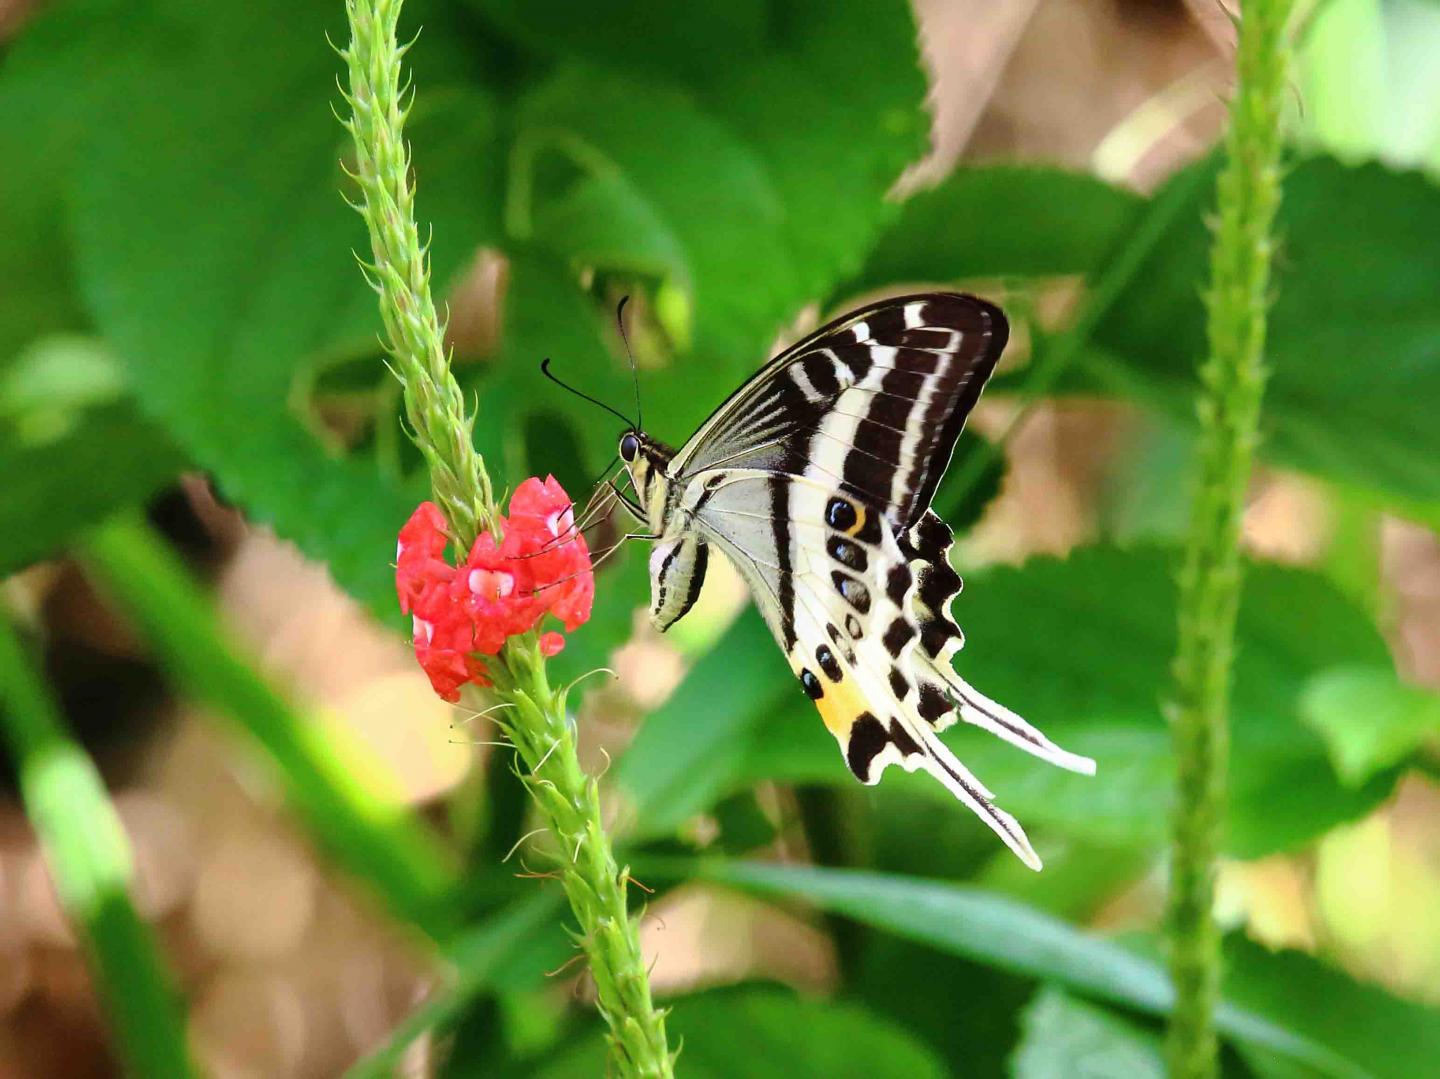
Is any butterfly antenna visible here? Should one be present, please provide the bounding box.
[540,357,637,429]
[615,295,643,431]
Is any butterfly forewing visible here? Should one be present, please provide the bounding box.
[674,293,1006,532]
[637,293,1094,869]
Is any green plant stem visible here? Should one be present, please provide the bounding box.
[338,0,495,550]
[80,513,459,944]
[0,610,195,1078]
[1167,4,1293,1078]
[339,3,672,1073]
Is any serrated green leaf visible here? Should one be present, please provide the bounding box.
[65,0,502,619]
[1087,156,1440,512]
[1300,665,1440,785]
[492,2,927,436]
[728,547,1402,857]
[1012,987,1164,1079]
[533,985,949,1079]
[850,165,1146,292]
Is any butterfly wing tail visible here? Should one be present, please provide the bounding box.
[904,511,1095,776]
[898,712,1043,871]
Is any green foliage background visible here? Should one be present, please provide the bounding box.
[2,0,1440,1075]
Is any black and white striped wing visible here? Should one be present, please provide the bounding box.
[669,293,1095,868]
[672,292,1006,532]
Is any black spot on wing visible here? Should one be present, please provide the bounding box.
[922,620,958,660]
[888,718,923,757]
[827,536,867,571]
[846,712,889,781]
[816,644,843,682]
[800,669,823,699]
[888,667,910,700]
[882,618,916,658]
[886,563,911,606]
[918,681,952,723]
[832,572,871,614]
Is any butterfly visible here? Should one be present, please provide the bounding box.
[609,292,1095,869]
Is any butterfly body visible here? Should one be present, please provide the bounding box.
[617,293,1094,869]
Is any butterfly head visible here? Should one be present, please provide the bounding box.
[618,429,674,526]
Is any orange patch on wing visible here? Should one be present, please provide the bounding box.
[812,674,870,740]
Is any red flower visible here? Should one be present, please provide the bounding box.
[395,477,594,701]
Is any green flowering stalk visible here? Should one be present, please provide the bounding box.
[337,2,672,1073]
[1167,2,1293,1077]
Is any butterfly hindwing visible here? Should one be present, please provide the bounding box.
[632,293,1096,869]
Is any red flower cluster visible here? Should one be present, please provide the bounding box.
[396,476,594,701]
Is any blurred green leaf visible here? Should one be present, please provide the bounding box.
[0,1,121,358]
[850,165,1146,292]
[532,985,948,1078]
[66,0,502,619]
[1300,665,1440,785]
[931,429,1007,535]
[0,337,184,574]
[1012,987,1164,1079]
[850,933,1033,1075]
[1220,935,1440,1079]
[732,547,1402,856]
[617,608,786,835]
[347,890,567,1079]
[672,859,1435,1078]
[1087,156,1440,511]
[1296,0,1440,172]
[467,0,772,87]
[81,514,460,943]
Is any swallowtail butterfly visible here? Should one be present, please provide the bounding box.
[615,293,1095,868]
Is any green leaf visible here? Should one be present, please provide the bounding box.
[616,608,787,835]
[669,859,1436,1078]
[510,62,810,421]
[467,0,772,87]
[534,985,948,1078]
[1088,156,1440,511]
[1012,987,1164,1079]
[0,1,121,358]
[1296,0,1440,172]
[494,1,928,434]
[1220,935,1440,1079]
[733,547,1402,856]
[1300,665,1440,785]
[850,165,1146,291]
[0,337,184,574]
[346,890,567,1079]
[66,0,502,618]
[80,514,460,944]
[850,933,1033,1075]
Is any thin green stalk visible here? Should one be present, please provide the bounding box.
[1167,4,1293,1078]
[0,610,195,1078]
[80,513,459,945]
[338,3,672,1073]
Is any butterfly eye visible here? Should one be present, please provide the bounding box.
[619,432,640,462]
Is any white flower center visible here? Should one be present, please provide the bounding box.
[468,568,515,600]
